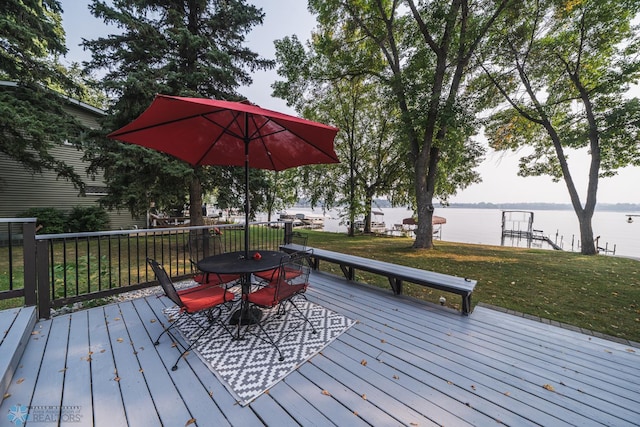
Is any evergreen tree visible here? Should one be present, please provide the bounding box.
[83,0,274,222]
[0,0,86,188]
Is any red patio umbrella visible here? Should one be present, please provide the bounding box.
[107,95,340,256]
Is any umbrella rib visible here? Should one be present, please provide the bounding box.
[266,118,340,163]
[195,111,245,165]
[108,113,217,138]
[247,115,280,170]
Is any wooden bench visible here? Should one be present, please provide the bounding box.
[281,244,476,315]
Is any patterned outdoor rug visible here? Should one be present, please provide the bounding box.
[163,294,356,405]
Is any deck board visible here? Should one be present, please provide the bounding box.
[87,306,128,427]
[118,300,194,426]
[1,269,639,426]
[60,311,92,427]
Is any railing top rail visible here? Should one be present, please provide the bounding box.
[34,221,284,240]
[0,218,37,223]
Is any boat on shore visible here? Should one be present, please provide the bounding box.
[277,211,325,228]
[393,215,446,238]
[296,212,325,228]
[348,210,387,233]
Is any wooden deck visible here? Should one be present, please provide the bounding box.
[1,271,639,426]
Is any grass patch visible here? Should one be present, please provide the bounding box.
[298,230,640,343]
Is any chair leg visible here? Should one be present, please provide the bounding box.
[287,298,318,335]
[154,318,180,346]
[247,316,285,361]
[166,307,233,370]
[171,321,216,370]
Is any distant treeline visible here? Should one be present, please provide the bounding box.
[296,199,640,212]
[445,202,640,212]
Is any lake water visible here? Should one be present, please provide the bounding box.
[279,207,640,259]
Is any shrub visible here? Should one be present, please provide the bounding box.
[18,206,110,233]
[18,207,67,234]
[66,206,110,232]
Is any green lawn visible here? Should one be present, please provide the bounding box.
[300,230,640,343]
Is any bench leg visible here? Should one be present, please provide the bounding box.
[462,293,472,315]
[339,265,355,281]
[388,278,403,295]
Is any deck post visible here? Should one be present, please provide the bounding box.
[284,222,293,244]
[36,240,51,319]
[23,221,37,306]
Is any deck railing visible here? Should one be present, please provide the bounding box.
[1,220,290,319]
[0,218,37,307]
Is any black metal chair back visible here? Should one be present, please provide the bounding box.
[147,258,183,308]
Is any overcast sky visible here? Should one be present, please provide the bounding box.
[59,0,640,205]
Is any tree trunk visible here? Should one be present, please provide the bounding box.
[189,173,204,226]
[413,148,437,249]
[363,193,373,233]
[578,210,597,254]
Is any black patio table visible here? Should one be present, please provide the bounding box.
[196,250,286,332]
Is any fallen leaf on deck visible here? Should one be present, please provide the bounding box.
[504,391,511,396]
[31,331,39,335]
[185,418,196,426]
[114,376,121,382]
[100,349,106,353]
[59,368,67,373]
[322,390,331,396]
[361,359,367,366]
[393,375,399,380]
[381,339,386,343]
[150,319,156,323]
[626,348,636,353]
[361,394,367,400]
[471,385,476,390]
[542,384,555,391]
[3,393,11,399]
[16,378,24,384]
[139,369,144,373]
[114,317,121,321]
[117,338,124,343]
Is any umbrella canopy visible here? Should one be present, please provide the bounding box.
[108,95,340,256]
[107,95,339,170]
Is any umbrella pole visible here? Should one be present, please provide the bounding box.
[244,115,250,259]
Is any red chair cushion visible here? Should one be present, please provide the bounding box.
[254,267,302,282]
[180,286,234,313]
[245,282,306,307]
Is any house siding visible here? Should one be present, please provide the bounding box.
[0,94,146,230]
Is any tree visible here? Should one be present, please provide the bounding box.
[309,0,508,248]
[480,0,640,255]
[262,169,300,222]
[273,35,410,236]
[82,0,274,222]
[0,0,87,188]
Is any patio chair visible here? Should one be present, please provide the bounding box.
[243,250,317,361]
[147,258,236,371]
[188,229,241,287]
[254,231,309,284]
